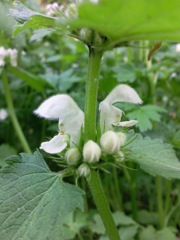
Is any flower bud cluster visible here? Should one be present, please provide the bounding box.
[64,131,126,177]
[0,47,18,67]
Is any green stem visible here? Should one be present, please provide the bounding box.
[88,170,121,240]
[84,48,102,142]
[113,167,123,211]
[84,48,121,240]
[164,180,172,215]
[156,176,164,228]
[2,69,32,154]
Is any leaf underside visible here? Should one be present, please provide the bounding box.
[11,0,180,43]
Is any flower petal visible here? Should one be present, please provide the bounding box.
[40,134,67,154]
[103,84,143,105]
[34,94,83,120]
[114,120,138,127]
[99,101,123,132]
[58,109,84,146]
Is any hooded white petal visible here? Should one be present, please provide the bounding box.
[34,94,83,120]
[40,134,67,154]
[114,120,138,127]
[99,84,142,132]
[35,94,84,150]
[104,84,142,105]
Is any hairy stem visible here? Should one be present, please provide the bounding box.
[2,69,32,154]
[84,48,121,240]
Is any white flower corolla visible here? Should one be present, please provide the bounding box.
[0,47,7,67]
[117,132,126,146]
[34,94,84,154]
[0,47,18,67]
[100,131,121,154]
[77,163,90,177]
[0,109,8,121]
[45,3,61,16]
[83,140,101,163]
[6,49,18,67]
[99,84,142,132]
[176,43,180,52]
[65,147,81,165]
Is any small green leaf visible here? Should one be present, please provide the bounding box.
[0,144,16,168]
[127,105,167,132]
[119,225,139,240]
[10,1,37,23]
[156,227,176,240]
[113,63,136,83]
[13,15,57,37]
[127,135,180,179]
[9,67,54,92]
[113,211,136,226]
[139,225,156,240]
[0,151,84,240]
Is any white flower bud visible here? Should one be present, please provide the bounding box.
[77,163,90,177]
[117,132,127,146]
[83,140,101,163]
[100,131,121,154]
[116,151,125,162]
[65,148,81,165]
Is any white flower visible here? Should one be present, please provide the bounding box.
[34,84,142,154]
[0,47,18,67]
[77,163,90,177]
[100,131,121,154]
[65,148,81,165]
[99,84,142,132]
[34,94,84,154]
[0,109,8,121]
[176,43,180,52]
[0,47,7,67]
[83,140,101,163]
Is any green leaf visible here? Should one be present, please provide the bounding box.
[13,15,57,37]
[139,225,156,240]
[9,67,54,92]
[71,0,180,43]
[0,144,16,168]
[11,1,180,44]
[113,211,136,226]
[119,225,139,240]
[137,210,159,225]
[113,63,136,83]
[0,151,84,240]
[156,227,176,240]
[127,135,180,179]
[126,105,167,132]
[10,2,57,37]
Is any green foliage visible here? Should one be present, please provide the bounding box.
[126,105,167,132]
[0,144,16,167]
[72,0,180,42]
[90,211,139,240]
[0,151,84,240]
[127,134,180,179]
[139,226,177,240]
[9,67,54,92]
[11,0,180,47]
